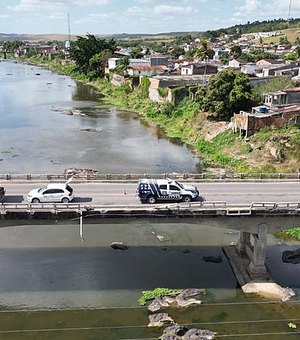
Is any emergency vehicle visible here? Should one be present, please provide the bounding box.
[137,178,199,204]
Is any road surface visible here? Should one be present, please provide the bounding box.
[1,181,299,205]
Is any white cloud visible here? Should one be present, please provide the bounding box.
[0,14,10,18]
[74,0,109,5]
[154,5,193,14]
[234,0,300,20]
[8,0,67,12]
[7,0,109,12]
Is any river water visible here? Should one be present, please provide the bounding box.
[0,61,300,338]
[0,60,200,175]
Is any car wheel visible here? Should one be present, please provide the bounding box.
[62,197,70,203]
[182,195,192,203]
[32,198,40,203]
[147,195,156,204]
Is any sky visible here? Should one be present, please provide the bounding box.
[0,0,300,35]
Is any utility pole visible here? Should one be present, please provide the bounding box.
[68,13,71,43]
[288,0,292,21]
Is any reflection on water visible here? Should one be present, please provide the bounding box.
[0,61,202,174]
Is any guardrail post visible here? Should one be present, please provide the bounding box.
[47,174,51,180]
[5,174,11,180]
[26,174,31,180]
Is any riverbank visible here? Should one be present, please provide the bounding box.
[19,56,300,174]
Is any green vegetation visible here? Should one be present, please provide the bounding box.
[69,34,116,79]
[281,228,300,241]
[138,287,183,306]
[195,70,255,120]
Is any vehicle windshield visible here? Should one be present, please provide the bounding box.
[38,186,47,193]
[175,181,183,188]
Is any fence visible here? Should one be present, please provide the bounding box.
[1,173,300,182]
[1,201,300,216]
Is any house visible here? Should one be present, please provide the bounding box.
[263,88,300,107]
[181,63,218,76]
[268,64,300,78]
[256,59,283,67]
[240,63,257,75]
[232,105,300,138]
[127,65,168,77]
[108,58,120,70]
[145,55,168,66]
[228,58,248,68]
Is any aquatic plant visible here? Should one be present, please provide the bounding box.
[138,287,183,306]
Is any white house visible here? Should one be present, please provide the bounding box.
[108,58,120,70]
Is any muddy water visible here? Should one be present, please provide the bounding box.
[0,219,299,339]
[0,60,201,174]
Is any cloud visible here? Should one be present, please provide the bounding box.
[74,0,109,5]
[7,0,109,12]
[8,0,67,12]
[154,5,193,14]
[233,0,300,20]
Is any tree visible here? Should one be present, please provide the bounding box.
[114,56,129,75]
[69,34,116,78]
[230,45,242,58]
[130,47,143,59]
[193,39,214,60]
[196,70,254,120]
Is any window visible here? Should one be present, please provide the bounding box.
[170,185,180,191]
[159,184,167,190]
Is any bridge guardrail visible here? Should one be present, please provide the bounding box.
[1,201,300,215]
[1,172,300,182]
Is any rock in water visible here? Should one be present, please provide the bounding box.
[111,242,128,250]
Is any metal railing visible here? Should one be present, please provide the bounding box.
[1,172,300,182]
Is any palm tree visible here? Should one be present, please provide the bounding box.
[193,39,214,61]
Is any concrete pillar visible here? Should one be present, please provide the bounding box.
[247,223,269,279]
[236,231,251,255]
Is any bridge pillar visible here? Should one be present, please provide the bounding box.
[236,231,251,255]
[247,223,269,279]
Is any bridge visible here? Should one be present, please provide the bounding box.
[1,175,300,291]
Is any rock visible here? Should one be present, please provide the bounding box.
[147,297,170,312]
[175,297,202,308]
[80,128,102,133]
[182,249,191,254]
[110,242,128,250]
[282,248,300,264]
[183,328,217,339]
[161,324,188,338]
[202,255,222,263]
[242,282,296,302]
[161,325,217,339]
[148,313,174,328]
[176,289,205,300]
[64,168,98,178]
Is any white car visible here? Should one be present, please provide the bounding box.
[27,178,74,203]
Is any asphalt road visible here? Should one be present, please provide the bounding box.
[1,181,300,205]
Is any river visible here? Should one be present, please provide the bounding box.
[0,60,299,339]
[0,60,201,175]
